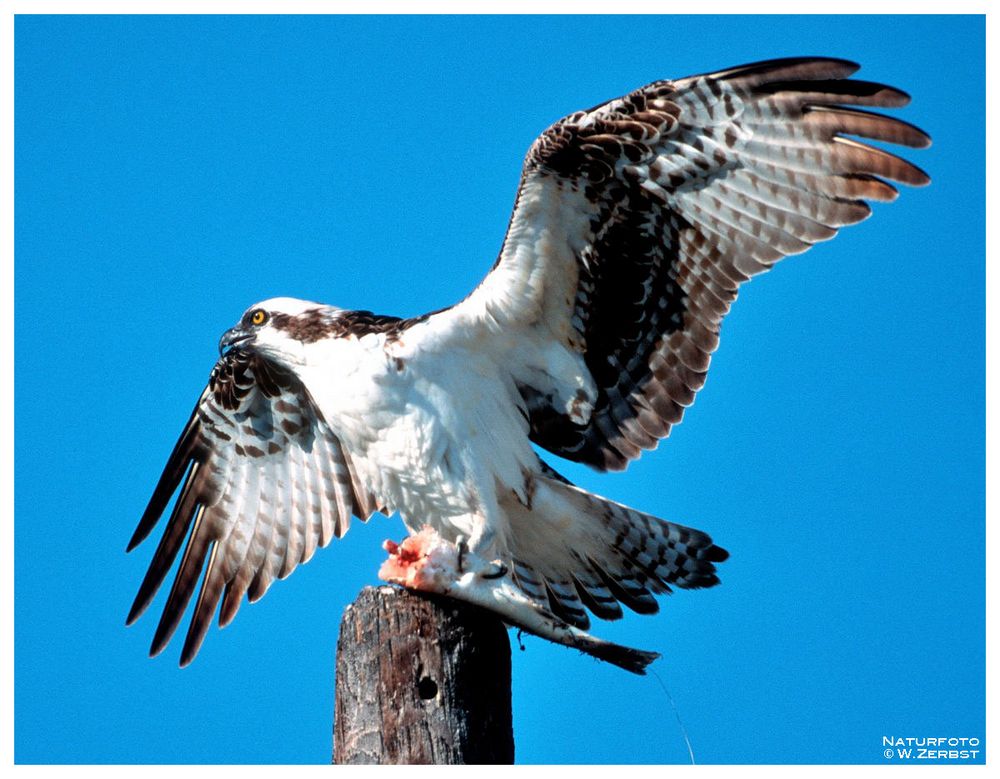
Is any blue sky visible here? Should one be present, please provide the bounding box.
[14,14,984,765]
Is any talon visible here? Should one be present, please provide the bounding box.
[481,561,508,580]
[455,535,469,574]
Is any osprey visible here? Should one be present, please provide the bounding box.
[127,57,929,673]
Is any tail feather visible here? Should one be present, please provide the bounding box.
[571,564,624,621]
[503,468,728,625]
[593,557,661,614]
[543,580,591,629]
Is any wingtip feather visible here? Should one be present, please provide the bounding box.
[711,56,861,85]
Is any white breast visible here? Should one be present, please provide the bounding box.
[298,325,536,540]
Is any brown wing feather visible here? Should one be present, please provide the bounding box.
[513,57,929,470]
[126,348,378,665]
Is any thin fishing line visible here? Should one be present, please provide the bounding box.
[650,667,696,765]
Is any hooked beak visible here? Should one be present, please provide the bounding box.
[218,326,254,355]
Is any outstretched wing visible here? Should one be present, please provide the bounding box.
[126,349,379,665]
[441,57,929,471]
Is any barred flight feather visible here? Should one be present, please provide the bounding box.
[445,56,929,471]
[128,348,378,665]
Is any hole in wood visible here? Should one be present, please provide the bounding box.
[417,676,438,700]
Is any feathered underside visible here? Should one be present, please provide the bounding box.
[443,56,930,471]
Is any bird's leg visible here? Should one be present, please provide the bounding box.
[465,525,507,579]
[453,532,507,579]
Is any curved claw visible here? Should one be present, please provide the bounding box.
[481,561,508,580]
[455,535,468,574]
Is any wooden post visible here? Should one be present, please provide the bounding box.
[333,585,514,764]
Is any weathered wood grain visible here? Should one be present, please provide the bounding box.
[333,585,513,764]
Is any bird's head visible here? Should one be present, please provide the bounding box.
[218,297,340,365]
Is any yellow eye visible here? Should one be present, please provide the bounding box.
[250,309,267,326]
